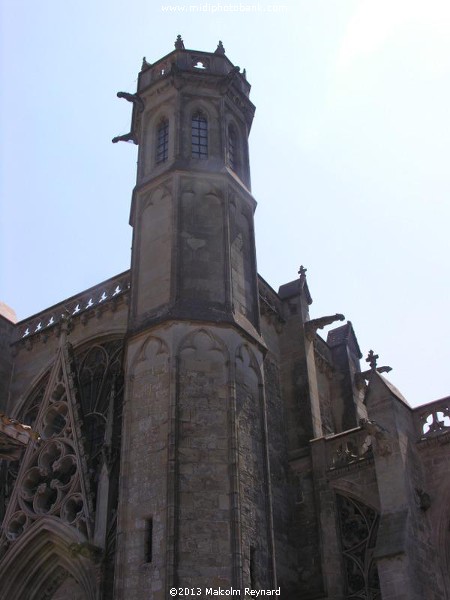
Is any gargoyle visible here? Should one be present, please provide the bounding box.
[112,132,138,145]
[116,91,144,112]
[304,313,345,340]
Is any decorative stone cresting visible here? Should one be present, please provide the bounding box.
[15,270,130,342]
[325,427,373,472]
[415,396,450,439]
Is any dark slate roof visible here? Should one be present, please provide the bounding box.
[278,278,312,305]
[327,321,362,358]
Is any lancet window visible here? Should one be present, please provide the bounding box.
[156,118,169,163]
[191,112,208,158]
[228,124,237,171]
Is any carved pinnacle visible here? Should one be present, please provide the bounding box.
[175,34,185,50]
[215,40,226,55]
[141,57,152,71]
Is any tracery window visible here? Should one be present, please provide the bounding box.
[191,112,208,158]
[336,494,381,599]
[0,339,124,596]
[156,119,169,163]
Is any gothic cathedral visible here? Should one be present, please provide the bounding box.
[0,38,449,600]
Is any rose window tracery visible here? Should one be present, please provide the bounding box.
[1,335,123,600]
[20,441,77,514]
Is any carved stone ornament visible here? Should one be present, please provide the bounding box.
[215,40,226,55]
[174,34,185,50]
[359,418,392,457]
[116,91,144,112]
[112,131,138,145]
[141,56,152,71]
[1,339,93,548]
[304,313,345,341]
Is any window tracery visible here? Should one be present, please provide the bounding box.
[0,338,124,586]
[336,494,381,599]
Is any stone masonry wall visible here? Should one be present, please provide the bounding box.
[116,323,274,599]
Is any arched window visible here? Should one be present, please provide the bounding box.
[336,494,381,599]
[191,112,208,158]
[156,118,169,163]
[228,124,238,171]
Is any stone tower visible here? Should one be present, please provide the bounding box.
[1,36,449,600]
[114,37,275,598]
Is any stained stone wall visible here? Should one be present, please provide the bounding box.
[2,273,450,599]
[115,322,274,599]
[177,329,231,588]
[114,333,170,600]
[179,180,226,306]
[419,435,450,596]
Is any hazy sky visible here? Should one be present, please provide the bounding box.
[1,0,449,407]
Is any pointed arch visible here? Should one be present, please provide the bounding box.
[132,334,170,370]
[140,105,175,177]
[227,123,239,172]
[334,490,381,600]
[191,111,208,158]
[156,117,169,163]
[177,327,229,361]
[13,369,50,426]
[330,478,381,513]
[235,342,262,386]
[0,516,96,600]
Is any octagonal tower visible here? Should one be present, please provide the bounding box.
[115,38,275,599]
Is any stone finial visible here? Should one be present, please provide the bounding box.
[58,312,73,342]
[366,350,379,371]
[243,68,247,79]
[141,57,151,71]
[298,265,307,278]
[175,35,185,50]
[215,40,226,55]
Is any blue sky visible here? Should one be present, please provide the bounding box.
[1,0,449,406]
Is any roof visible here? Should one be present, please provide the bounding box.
[327,321,362,358]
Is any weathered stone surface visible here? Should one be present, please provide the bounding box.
[0,41,448,600]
